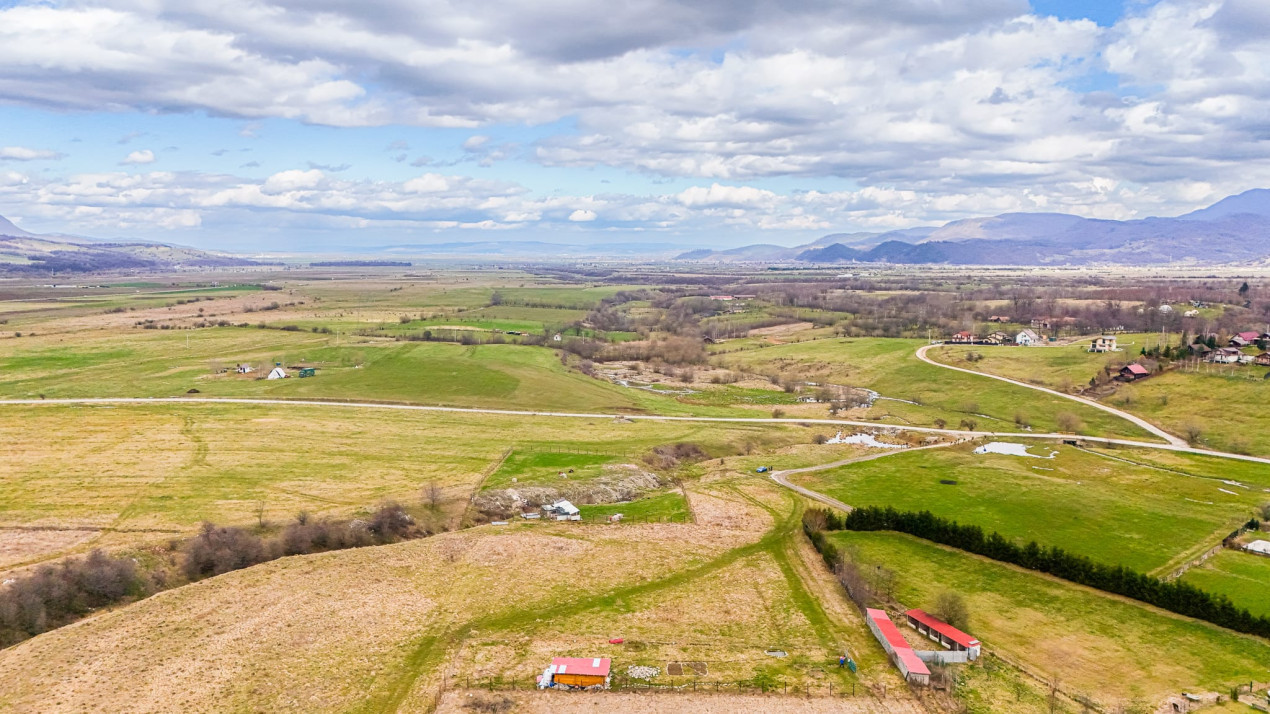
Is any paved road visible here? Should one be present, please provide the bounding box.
[915,343,1187,447]
[4,396,1268,465]
[769,442,958,512]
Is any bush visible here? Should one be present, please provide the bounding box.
[0,550,145,647]
[183,523,270,580]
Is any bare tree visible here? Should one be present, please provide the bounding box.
[932,590,970,631]
[423,482,443,510]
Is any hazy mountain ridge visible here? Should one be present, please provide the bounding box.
[0,219,266,273]
[680,188,1270,265]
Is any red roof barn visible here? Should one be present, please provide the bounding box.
[1119,363,1149,381]
[905,609,981,658]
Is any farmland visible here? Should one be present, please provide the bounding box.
[791,441,1267,571]
[1181,550,1270,619]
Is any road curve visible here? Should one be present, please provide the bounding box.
[769,442,958,512]
[915,343,1186,447]
[3,396,1267,465]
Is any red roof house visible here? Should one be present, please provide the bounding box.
[545,657,612,688]
[1119,363,1149,381]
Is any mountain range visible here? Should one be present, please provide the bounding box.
[679,188,1270,265]
[0,218,266,273]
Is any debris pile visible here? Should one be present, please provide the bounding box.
[626,665,659,680]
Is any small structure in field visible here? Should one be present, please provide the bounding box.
[538,657,611,689]
[1230,331,1261,348]
[267,366,287,380]
[1245,539,1270,557]
[904,609,981,660]
[1089,335,1117,353]
[865,608,930,685]
[1207,347,1249,364]
[298,367,316,378]
[543,499,580,520]
[983,331,1009,345]
[987,315,1010,323]
[1255,352,1270,367]
[236,364,254,374]
[951,331,975,344]
[1015,329,1040,346]
[1118,363,1149,381]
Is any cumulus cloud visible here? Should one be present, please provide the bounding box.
[0,146,62,161]
[568,209,597,221]
[121,149,155,165]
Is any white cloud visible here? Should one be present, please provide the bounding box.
[0,146,62,161]
[121,149,155,165]
[568,209,597,222]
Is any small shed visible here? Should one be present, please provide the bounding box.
[1245,539,1270,556]
[1119,364,1148,381]
[904,609,981,660]
[267,366,287,380]
[542,657,611,689]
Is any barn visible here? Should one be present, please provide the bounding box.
[1119,364,1148,381]
[904,609,981,660]
[540,657,611,689]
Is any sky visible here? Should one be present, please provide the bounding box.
[0,0,1268,251]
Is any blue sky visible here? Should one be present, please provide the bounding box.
[0,0,1266,250]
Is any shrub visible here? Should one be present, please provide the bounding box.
[0,550,145,647]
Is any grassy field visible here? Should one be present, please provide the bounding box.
[712,338,1155,440]
[0,479,918,713]
[0,403,820,572]
[792,442,1262,572]
[828,530,1270,708]
[1181,549,1270,619]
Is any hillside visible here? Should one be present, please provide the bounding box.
[0,216,265,273]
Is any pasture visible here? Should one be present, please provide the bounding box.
[1181,549,1270,619]
[828,530,1270,708]
[792,441,1264,571]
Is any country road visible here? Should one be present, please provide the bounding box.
[915,343,1187,447]
[3,395,1267,465]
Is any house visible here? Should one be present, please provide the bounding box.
[1089,335,1117,353]
[543,499,581,520]
[1030,318,1052,330]
[987,315,1010,323]
[1207,347,1247,364]
[1230,331,1261,347]
[904,609,981,660]
[266,366,287,380]
[951,331,976,344]
[1189,343,1213,358]
[983,331,1009,345]
[1255,352,1270,367]
[538,657,611,689]
[1015,329,1040,347]
[1119,364,1149,381]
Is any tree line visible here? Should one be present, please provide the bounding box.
[803,507,1270,640]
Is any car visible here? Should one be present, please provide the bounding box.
[755,466,771,473]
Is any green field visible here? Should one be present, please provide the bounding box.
[576,490,692,523]
[713,338,1155,440]
[794,442,1263,571]
[1181,549,1270,619]
[829,530,1270,706]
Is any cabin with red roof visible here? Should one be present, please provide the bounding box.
[904,609,981,660]
[1118,363,1149,381]
[950,331,975,344]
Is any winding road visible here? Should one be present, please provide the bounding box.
[915,343,1186,446]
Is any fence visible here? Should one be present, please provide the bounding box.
[445,672,867,698]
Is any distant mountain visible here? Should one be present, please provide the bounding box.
[0,214,266,273]
[683,189,1270,266]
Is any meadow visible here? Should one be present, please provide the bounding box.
[792,441,1263,572]
[828,531,1270,708]
[1181,549,1270,619]
[712,338,1156,440]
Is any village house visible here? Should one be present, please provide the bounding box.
[1014,329,1040,347]
[1030,318,1051,330]
[1229,331,1261,348]
[950,331,976,344]
[1119,363,1149,381]
[1089,335,1117,353]
[1207,347,1250,364]
[982,331,1009,345]
[1255,352,1270,367]
[987,315,1010,323]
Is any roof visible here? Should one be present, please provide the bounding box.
[954,331,972,337]
[895,648,931,677]
[905,609,980,649]
[549,499,579,515]
[867,609,931,676]
[551,657,611,677]
[1237,331,1260,341]
[1122,364,1149,375]
[1246,540,1270,555]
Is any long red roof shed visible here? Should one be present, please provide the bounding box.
[551,657,611,677]
[1123,363,1149,375]
[866,608,931,676]
[905,609,980,649]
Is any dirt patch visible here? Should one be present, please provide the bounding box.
[474,465,662,519]
[0,529,98,571]
[748,322,814,338]
[436,690,926,713]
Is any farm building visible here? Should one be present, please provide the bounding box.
[987,315,1010,323]
[950,331,975,344]
[1256,352,1270,367]
[1246,540,1270,557]
[865,608,930,685]
[1015,329,1040,346]
[983,331,1009,345]
[904,609,981,660]
[1089,335,1117,353]
[1119,364,1149,381]
[543,500,581,520]
[538,657,611,689]
[1207,347,1249,364]
[1230,331,1262,347]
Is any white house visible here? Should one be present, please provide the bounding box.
[1089,335,1117,353]
[267,366,287,379]
[1015,329,1040,346]
[543,499,581,521]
